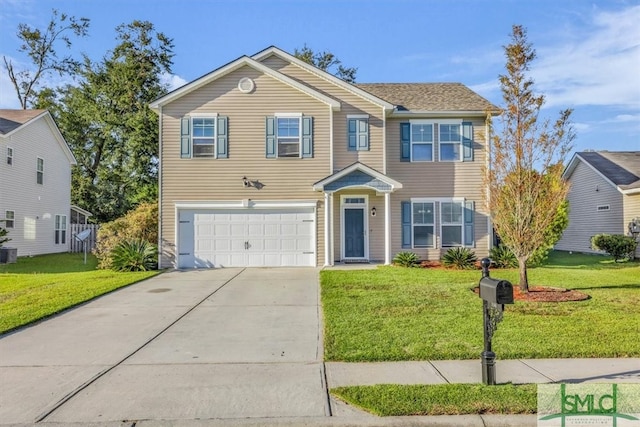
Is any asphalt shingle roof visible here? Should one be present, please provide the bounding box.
[579,151,640,190]
[354,83,499,112]
[0,109,46,135]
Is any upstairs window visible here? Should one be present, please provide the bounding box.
[439,123,462,161]
[180,115,228,159]
[192,117,215,157]
[7,147,13,165]
[347,116,369,151]
[37,158,44,185]
[266,114,313,158]
[411,123,433,161]
[4,211,14,228]
[401,121,474,162]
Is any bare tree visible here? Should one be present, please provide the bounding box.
[485,25,575,292]
[3,9,89,109]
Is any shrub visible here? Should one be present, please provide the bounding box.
[442,247,477,269]
[393,251,419,267]
[489,245,518,268]
[95,202,158,269]
[110,239,158,272]
[591,234,638,262]
[0,225,10,248]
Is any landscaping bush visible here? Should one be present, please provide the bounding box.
[95,202,158,269]
[591,234,638,262]
[0,225,10,248]
[489,244,518,268]
[442,247,477,269]
[393,251,419,267]
[110,239,158,272]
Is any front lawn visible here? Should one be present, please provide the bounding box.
[0,253,159,334]
[321,252,640,361]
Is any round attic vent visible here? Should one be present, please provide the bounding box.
[238,77,255,93]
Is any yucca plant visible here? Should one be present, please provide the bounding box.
[442,247,477,269]
[489,244,518,268]
[392,251,419,268]
[110,239,158,272]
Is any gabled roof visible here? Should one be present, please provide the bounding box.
[356,83,499,115]
[564,151,640,194]
[149,55,341,111]
[0,109,76,165]
[251,46,395,112]
[313,162,403,193]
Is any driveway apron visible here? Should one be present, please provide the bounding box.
[0,268,327,424]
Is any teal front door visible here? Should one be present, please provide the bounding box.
[344,208,365,258]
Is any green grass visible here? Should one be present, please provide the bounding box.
[0,253,159,334]
[321,251,640,361]
[332,383,537,416]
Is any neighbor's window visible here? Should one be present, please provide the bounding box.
[411,123,433,161]
[277,116,301,157]
[37,158,44,184]
[192,117,216,157]
[412,202,435,248]
[7,147,13,165]
[439,123,462,161]
[441,201,463,246]
[5,211,14,228]
[55,214,67,245]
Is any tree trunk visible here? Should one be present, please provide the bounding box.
[518,257,529,293]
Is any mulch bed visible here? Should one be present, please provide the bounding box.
[471,285,590,302]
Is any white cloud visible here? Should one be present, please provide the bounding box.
[160,72,188,91]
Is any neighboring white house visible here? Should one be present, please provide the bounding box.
[556,151,640,258]
[0,109,77,256]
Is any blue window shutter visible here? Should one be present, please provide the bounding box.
[180,117,191,158]
[216,116,228,158]
[464,200,475,247]
[462,122,473,162]
[266,116,276,158]
[347,119,357,151]
[358,119,369,150]
[400,123,410,161]
[302,116,313,158]
[401,201,411,248]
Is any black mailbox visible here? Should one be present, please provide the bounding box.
[479,277,514,305]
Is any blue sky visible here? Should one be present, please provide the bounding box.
[1,0,638,153]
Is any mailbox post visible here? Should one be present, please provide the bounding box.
[479,257,514,385]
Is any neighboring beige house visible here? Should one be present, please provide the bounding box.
[0,109,76,256]
[556,151,640,258]
[150,46,499,268]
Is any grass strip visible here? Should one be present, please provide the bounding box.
[331,383,537,416]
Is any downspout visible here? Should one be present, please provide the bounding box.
[485,116,493,252]
[157,107,163,269]
[384,192,391,265]
[324,192,331,266]
[382,106,387,174]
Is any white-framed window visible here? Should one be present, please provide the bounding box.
[37,157,44,184]
[276,115,302,157]
[55,214,67,245]
[4,211,14,228]
[191,116,216,157]
[597,205,610,212]
[440,201,464,246]
[439,122,462,161]
[7,147,13,165]
[411,122,433,162]
[412,202,435,248]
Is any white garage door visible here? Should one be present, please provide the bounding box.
[178,208,315,268]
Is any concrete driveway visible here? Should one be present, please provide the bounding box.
[0,268,328,424]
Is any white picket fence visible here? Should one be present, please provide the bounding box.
[69,224,100,253]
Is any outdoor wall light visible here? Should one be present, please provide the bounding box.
[371,207,377,217]
[242,176,265,190]
[242,176,250,187]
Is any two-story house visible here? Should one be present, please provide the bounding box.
[0,109,76,256]
[150,47,498,269]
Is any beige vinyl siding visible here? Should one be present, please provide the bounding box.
[160,65,330,267]
[0,118,72,256]
[330,190,386,262]
[623,194,640,258]
[260,55,385,172]
[386,118,490,260]
[556,160,624,254]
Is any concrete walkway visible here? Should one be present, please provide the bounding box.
[1,268,638,427]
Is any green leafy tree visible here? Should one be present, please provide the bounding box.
[485,25,575,292]
[37,21,173,222]
[293,44,357,83]
[2,9,89,109]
